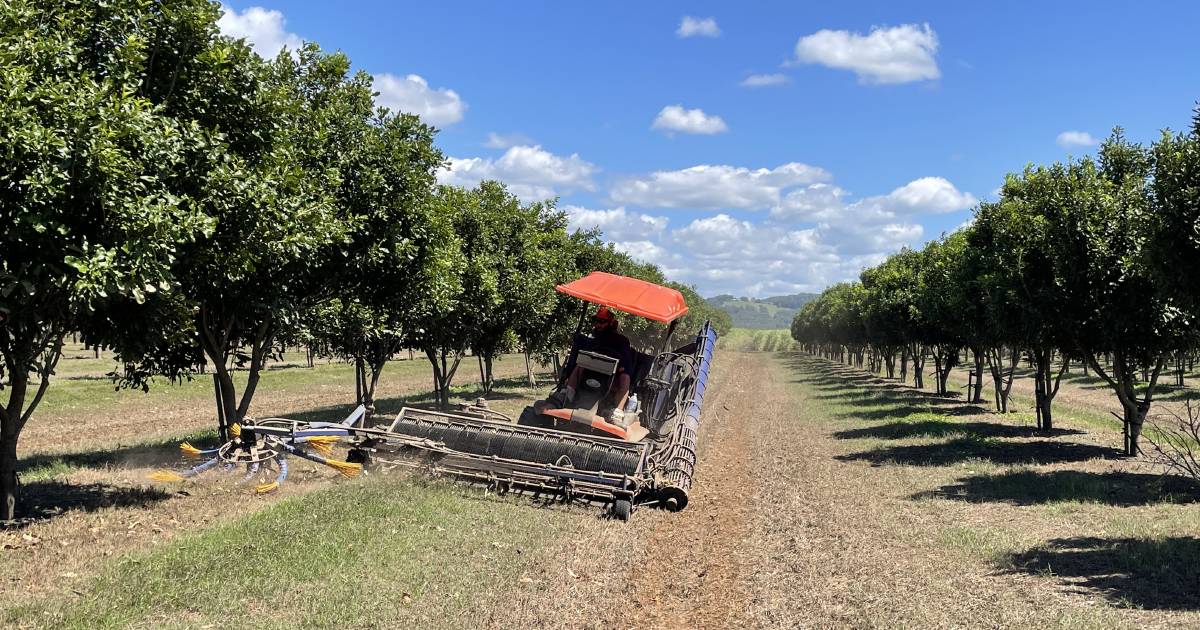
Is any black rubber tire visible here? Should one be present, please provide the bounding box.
[346,448,371,469]
[610,499,632,521]
[517,405,552,429]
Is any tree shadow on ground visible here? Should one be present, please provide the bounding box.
[18,431,220,477]
[3,481,173,530]
[915,470,1200,506]
[834,420,1084,441]
[61,373,119,382]
[837,438,1121,467]
[1000,536,1200,610]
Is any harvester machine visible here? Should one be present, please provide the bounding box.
[150,272,717,521]
[346,272,717,520]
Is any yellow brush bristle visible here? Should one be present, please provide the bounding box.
[304,436,339,456]
[255,481,280,494]
[148,470,185,483]
[179,442,203,458]
[325,459,362,479]
[229,423,241,438]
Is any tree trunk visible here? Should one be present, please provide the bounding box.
[199,308,240,440]
[910,344,925,389]
[524,351,535,387]
[363,356,386,425]
[426,348,463,410]
[1122,398,1150,456]
[1087,353,1164,456]
[354,357,366,406]
[986,346,1017,413]
[932,352,944,394]
[1,427,18,521]
[234,322,273,423]
[900,346,909,383]
[971,347,985,403]
[939,350,955,395]
[484,355,494,394]
[211,366,238,439]
[1034,350,1051,431]
[1033,350,1069,432]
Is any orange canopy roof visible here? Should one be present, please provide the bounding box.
[557,272,689,323]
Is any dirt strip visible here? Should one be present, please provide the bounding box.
[618,349,756,628]
[482,351,759,630]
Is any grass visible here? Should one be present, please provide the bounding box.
[4,478,582,629]
[779,351,1200,623]
[8,342,1200,628]
[35,350,432,417]
[717,327,798,352]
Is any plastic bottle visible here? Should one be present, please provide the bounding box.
[624,393,638,413]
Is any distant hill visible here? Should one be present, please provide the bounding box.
[707,293,819,329]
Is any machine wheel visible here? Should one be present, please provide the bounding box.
[346,448,371,469]
[610,498,632,521]
[517,405,554,429]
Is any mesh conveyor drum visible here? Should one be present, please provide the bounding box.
[386,408,645,477]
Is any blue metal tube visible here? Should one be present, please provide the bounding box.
[184,456,221,478]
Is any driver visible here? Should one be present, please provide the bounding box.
[559,306,633,415]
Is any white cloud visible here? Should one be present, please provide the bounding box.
[564,206,668,241]
[741,73,790,88]
[878,177,977,214]
[437,145,598,202]
[613,240,674,269]
[673,215,832,262]
[625,173,974,296]
[373,73,466,127]
[772,183,848,222]
[1056,130,1100,148]
[217,5,303,58]
[677,16,720,38]
[611,162,830,210]
[484,132,534,149]
[651,105,728,136]
[793,23,940,84]
[662,214,855,295]
[595,159,974,296]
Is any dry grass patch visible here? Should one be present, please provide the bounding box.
[777,353,1200,628]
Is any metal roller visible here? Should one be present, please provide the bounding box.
[386,408,645,477]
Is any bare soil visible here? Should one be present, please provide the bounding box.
[487,351,1199,629]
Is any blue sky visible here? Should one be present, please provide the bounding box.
[218,1,1200,297]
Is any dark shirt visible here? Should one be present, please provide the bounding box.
[588,328,634,376]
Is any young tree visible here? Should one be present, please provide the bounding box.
[1148,110,1200,390]
[0,0,213,518]
[915,237,964,395]
[302,103,445,420]
[464,182,567,393]
[1061,133,1189,454]
[945,226,994,404]
[417,186,473,410]
[862,249,927,387]
[974,169,1076,430]
[107,43,380,439]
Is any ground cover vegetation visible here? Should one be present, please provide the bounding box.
[0,0,729,521]
[791,114,1200,466]
[7,349,1197,628]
